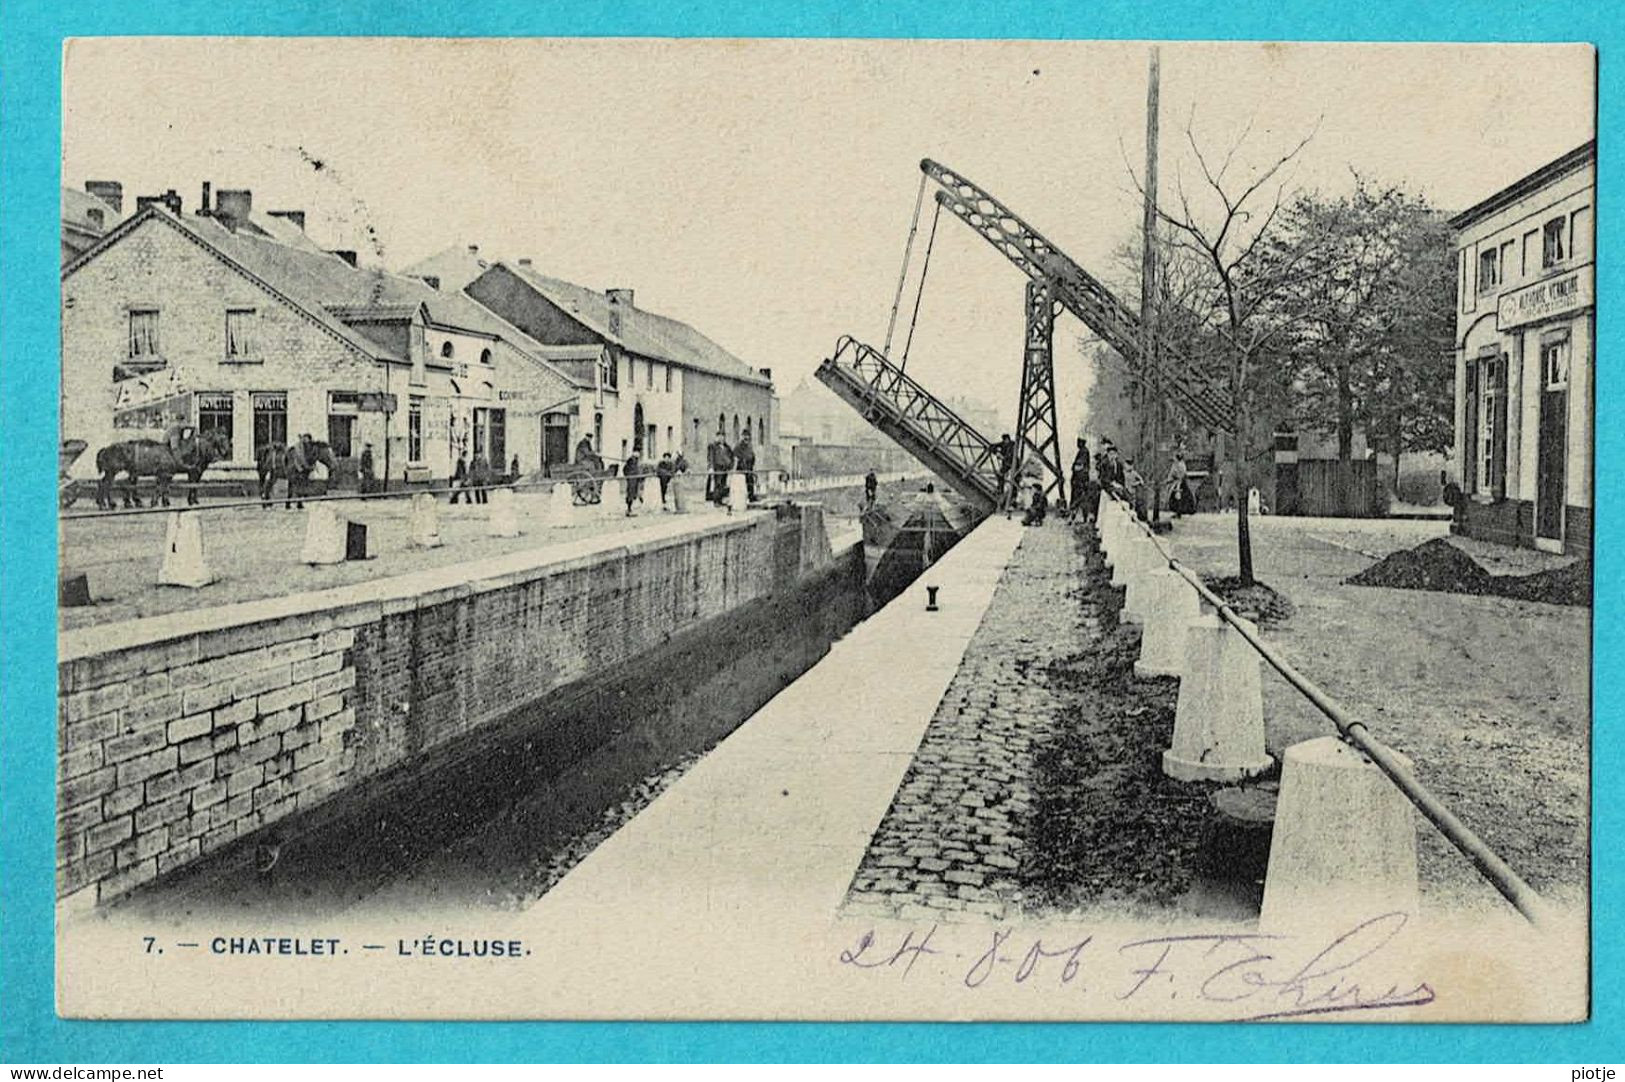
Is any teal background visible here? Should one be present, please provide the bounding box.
[1,0,1617,1063]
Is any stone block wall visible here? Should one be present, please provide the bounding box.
[58,507,829,911]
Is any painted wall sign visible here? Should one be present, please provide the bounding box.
[1498,263,1594,329]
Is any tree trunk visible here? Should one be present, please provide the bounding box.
[1336,352,1354,516]
[1391,407,1402,494]
[1233,349,1254,586]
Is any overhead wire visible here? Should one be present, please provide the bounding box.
[898,199,942,376]
[882,173,929,360]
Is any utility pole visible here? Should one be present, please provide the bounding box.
[1140,46,1162,525]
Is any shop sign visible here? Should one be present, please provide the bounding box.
[112,365,186,411]
[1498,264,1593,329]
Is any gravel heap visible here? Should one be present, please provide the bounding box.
[1346,537,1590,607]
[1199,577,1295,625]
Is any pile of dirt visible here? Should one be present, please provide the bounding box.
[1346,538,1590,607]
[1200,577,1295,625]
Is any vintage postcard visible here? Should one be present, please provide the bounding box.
[55,37,1593,1021]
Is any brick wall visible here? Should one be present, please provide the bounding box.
[57,506,830,911]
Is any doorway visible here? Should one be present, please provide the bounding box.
[541,413,571,476]
[1535,335,1569,552]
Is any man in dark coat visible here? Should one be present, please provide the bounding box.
[1068,437,1093,521]
[470,451,491,505]
[623,452,643,515]
[864,469,878,508]
[359,443,376,494]
[656,452,676,505]
[996,434,1015,506]
[706,431,734,504]
[450,454,469,504]
[735,431,757,502]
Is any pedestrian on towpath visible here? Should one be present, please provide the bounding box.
[359,443,376,495]
[450,453,469,504]
[623,451,643,515]
[864,469,878,508]
[470,451,492,505]
[1069,437,1093,522]
[1022,481,1048,527]
[657,452,676,505]
[735,430,758,502]
[707,430,734,505]
[996,433,1015,508]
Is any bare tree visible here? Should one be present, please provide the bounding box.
[1130,111,1327,586]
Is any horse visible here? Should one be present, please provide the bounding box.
[94,429,232,510]
[257,439,338,509]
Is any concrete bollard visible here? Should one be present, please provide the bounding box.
[1134,571,1201,678]
[727,472,749,513]
[671,474,691,514]
[488,487,520,537]
[157,511,214,588]
[600,477,625,518]
[548,482,575,525]
[1259,735,1419,933]
[1120,566,1162,625]
[1163,614,1274,782]
[1110,532,1159,587]
[300,504,348,565]
[409,492,442,548]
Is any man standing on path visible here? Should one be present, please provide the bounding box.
[706,430,734,505]
[996,433,1015,508]
[734,430,757,502]
[450,453,469,504]
[656,452,676,506]
[359,443,376,495]
[470,450,491,505]
[623,451,643,516]
[1068,437,1093,522]
[864,468,878,508]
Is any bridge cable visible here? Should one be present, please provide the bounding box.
[882,173,929,360]
[898,200,942,376]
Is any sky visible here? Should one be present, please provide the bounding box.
[63,38,1594,444]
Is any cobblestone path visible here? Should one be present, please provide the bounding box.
[843,519,1099,922]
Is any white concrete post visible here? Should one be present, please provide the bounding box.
[548,482,575,525]
[600,477,625,518]
[1163,614,1274,782]
[157,511,214,588]
[1110,532,1159,587]
[1260,735,1420,933]
[488,486,520,538]
[671,474,691,514]
[1120,567,1162,625]
[1134,571,1201,678]
[727,471,749,513]
[300,504,348,565]
[409,492,442,548]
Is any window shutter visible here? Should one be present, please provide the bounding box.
[1492,353,1510,500]
[1463,357,1478,495]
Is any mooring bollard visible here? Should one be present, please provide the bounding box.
[1259,735,1420,933]
[59,573,92,607]
[345,520,375,561]
[1134,571,1201,678]
[300,504,348,565]
[1163,614,1274,782]
[157,511,214,588]
[548,482,575,525]
[727,471,749,513]
[409,492,442,548]
[926,585,940,611]
[488,487,520,538]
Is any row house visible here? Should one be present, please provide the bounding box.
[462,260,778,468]
[61,188,580,488]
[1450,140,1595,555]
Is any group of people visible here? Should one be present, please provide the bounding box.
[446,450,520,505]
[571,428,761,517]
[995,431,1202,528]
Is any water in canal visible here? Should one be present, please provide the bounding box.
[114,546,872,924]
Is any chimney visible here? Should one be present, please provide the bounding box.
[85,181,123,215]
[199,181,212,216]
[606,288,635,307]
[214,188,253,228]
[758,367,773,381]
[329,249,358,267]
[517,257,532,267]
[467,244,479,255]
[135,189,183,217]
[268,209,306,231]
[417,274,442,290]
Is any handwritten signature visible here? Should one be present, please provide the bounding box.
[839,912,1435,1021]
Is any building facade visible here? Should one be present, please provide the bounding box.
[465,262,777,468]
[62,195,579,488]
[1450,141,1594,554]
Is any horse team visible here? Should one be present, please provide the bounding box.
[88,430,338,511]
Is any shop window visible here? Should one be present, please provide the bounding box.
[1475,354,1507,497]
[1477,248,1499,294]
[1542,217,1567,268]
[225,308,257,361]
[252,392,288,460]
[407,398,424,463]
[197,393,234,452]
[128,308,160,359]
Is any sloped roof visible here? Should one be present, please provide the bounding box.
[497,262,771,387]
[62,187,123,233]
[399,244,493,292]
